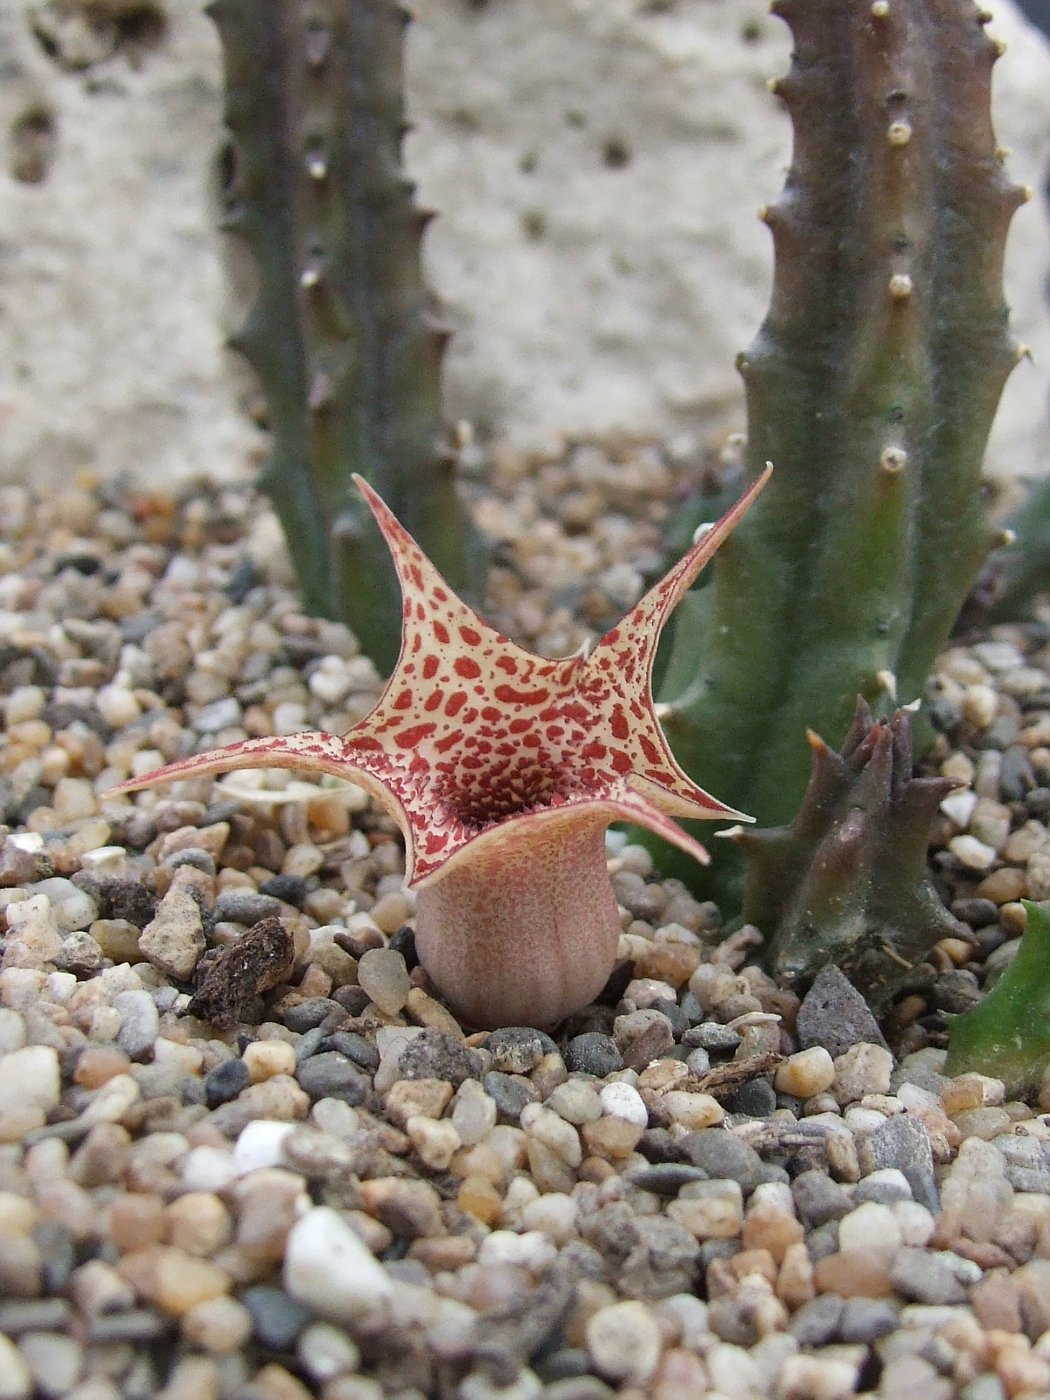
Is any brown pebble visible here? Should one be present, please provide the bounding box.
[580,1116,645,1160]
[107,1192,168,1252]
[972,1270,1024,1332]
[118,1243,232,1315]
[812,1247,895,1298]
[384,1078,453,1128]
[73,1046,131,1089]
[358,1176,445,1237]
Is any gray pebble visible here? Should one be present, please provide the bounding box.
[889,1247,968,1305]
[788,1293,843,1345]
[325,1030,380,1071]
[281,997,346,1033]
[294,1027,328,1062]
[796,965,888,1057]
[866,1114,935,1178]
[214,890,283,924]
[805,1221,841,1261]
[0,1299,72,1335]
[791,1169,853,1226]
[625,1163,710,1195]
[535,1347,593,1382]
[86,1309,169,1344]
[295,1052,370,1104]
[1004,1165,1050,1193]
[204,1057,250,1108]
[723,1077,777,1117]
[161,846,216,876]
[484,1071,539,1122]
[242,1285,313,1349]
[260,874,308,907]
[852,1174,913,1207]
[564,1033,623,1077]
[398,1029,483,1086]
[839,1297,900,1343]
[682,1022,741,1053]
[680,1129,770,1192]
[1000,744,1034,801]
[950,898,999,929]
[31,1225,74,1294]
[111,990,160,1060]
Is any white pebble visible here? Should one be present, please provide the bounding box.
[284,1206,393,1323]
[0,1331,32,1399]
[949,834,997,872]
[838,1201,902,1252]
[96,683,142,727]
[894,1200,936,1246]
[586,1299,663,1385]
[0,1044,60,1114]
[233,1120,297,1175]
[181,1145,239,1194]
[599,1081,648,1127]
[939,790,977,828]
[477,1230,558,1274]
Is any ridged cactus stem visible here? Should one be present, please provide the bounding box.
[654,0,1026,901]
[210,0,478,672]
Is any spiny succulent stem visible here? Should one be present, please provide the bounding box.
[210,0,480,672]
[649,0,1022,906]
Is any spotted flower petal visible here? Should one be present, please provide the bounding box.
[108,469,769,1026]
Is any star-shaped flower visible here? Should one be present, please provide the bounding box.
[109,468,769,1027]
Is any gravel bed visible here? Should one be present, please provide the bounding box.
[1,454,1050,1400]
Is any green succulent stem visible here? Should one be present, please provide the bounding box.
[946,900,1050,1094]
[651,0,1024,903]
[209,0,479,672]
[738,700,966,1005]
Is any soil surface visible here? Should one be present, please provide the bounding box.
[1,451,1050,1400]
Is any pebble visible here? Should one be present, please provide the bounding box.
[138,887,205,980]
[889,1247,969,1305]
[0,1337,30,1399]
[682,1130,773,1193]
[112,989,160,1059]
[585,1300,663,1385]
[356,947,410,1014]
[0,1045,60,1116]
[398,1030,481,1086]
[233,1120,297,1175]
[295,1052,369,1104]
[565,1033,623,1077]
[283,1206,393,1324]
[242,1286,314,1349]
[598,1081,648,1127]
[204,1057,250,1108]
[775,1046,835,1098]
[796,966,888,1057]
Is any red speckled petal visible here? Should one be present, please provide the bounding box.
[585,466,771,819]
[105,733,413,858]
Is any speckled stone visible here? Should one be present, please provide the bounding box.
[397,1030,482,1087]
[484,1027,557,1074]
[564,1033,623,1077]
